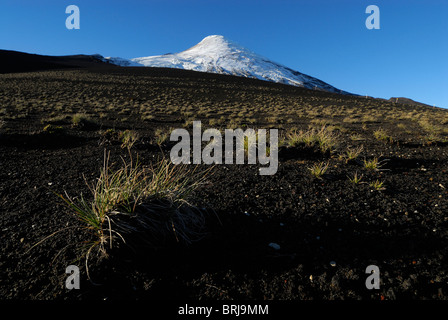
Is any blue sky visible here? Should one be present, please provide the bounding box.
[1,0,447,108]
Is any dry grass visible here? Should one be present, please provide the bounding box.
[343,145,364,163]
[58,152,213,266]
[348,171,363,184]
[308,161,330,179]
[119,130,139,149]
[286,126,339,154]
[373,128,393,143]
[154,128,170,145]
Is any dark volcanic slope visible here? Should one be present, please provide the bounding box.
[0,50,113,74]
[1,66,448,302]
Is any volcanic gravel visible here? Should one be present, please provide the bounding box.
[1,67,448,302]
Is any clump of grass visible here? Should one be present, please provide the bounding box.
[419,119,440,134]
[419,120,445,145]
[423,133,445,145]
[72,113,97,129]
[343,145,364,163]
[119,130,139,149]
[154,128,169,146]
[369,179,385,190]
[208,118,219,126]
[363,157,380,170]
[227,119,239,129]
[348,171,363,184]
[286,129,307,147]
[99,129,119,146]
[41,115,68,125]
[363,156,388,171]
[42,124,64,134]
[58,152,213,265]
[373,128,393,143]
[286,126,339,154]
[308,161,329,179]
[141,114,154,121]
[350,133,364,141]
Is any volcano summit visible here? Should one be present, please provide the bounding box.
[106,35,351,94]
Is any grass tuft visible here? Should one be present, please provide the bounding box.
[373,128,393,143]
[43,124,64,134]
[286,126,339,154]
[343,145,364,163]
[308,161,329,179]
[348,171,363,184]
[58,152,213,264]
[363,156,388,171]
[119,130,139,150]
[369,179,385,190]
[154,128,170,146]
[71,113,97,129]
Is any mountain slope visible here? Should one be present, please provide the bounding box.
[103,56,143,67]
[128,35,350,94]
[0,50,113,74]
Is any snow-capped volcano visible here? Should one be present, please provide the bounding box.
[107,35,350,94]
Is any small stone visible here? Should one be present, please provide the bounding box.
[268,242,281,250]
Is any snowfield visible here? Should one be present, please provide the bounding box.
[107,35,350,94]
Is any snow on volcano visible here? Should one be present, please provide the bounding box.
[110,35,350,94]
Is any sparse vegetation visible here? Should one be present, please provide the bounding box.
[41,115,68,125]
[348,171,363,184]
[42,124,64,134]
[373,128,393,143]
[5,66,448,300]
[72,113,96,129]
[308,161,329,179]
[286,126,339,154]
[363,156,385,171]
[343,145,364,163]
[350,133,364,141]
[58,153,212,264]
[119,130,139,149]
[154,128,170,146]
[369,179,385,190]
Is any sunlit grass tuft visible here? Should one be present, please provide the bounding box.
[119,130,139,149]
[348,171,363,184]
[58,152,213,267]
[286,126,339,154]
[369,179,385,191]
[308,161,329,179]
